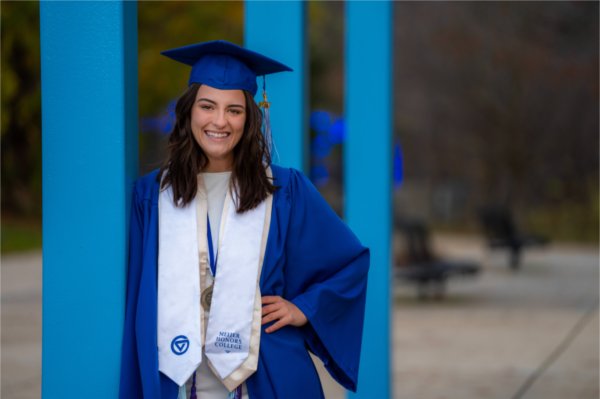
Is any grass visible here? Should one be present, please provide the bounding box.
[1,218,42,254]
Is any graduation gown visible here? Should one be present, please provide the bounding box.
[119,165,370,399]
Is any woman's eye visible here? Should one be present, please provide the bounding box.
[200,104,213,110]
[229,109,242,115]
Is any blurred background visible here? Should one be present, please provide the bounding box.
[1,1,598,398]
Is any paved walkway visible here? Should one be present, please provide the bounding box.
[392,235,598,399]
[2,251,42,399]
[1,236,598,399]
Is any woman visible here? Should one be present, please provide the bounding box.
[119,40,370,399]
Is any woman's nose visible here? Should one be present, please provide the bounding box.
[212,110,227,128]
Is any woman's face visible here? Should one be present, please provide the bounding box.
[191,85,246,172]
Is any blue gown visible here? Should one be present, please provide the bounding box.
[119,165,370,399]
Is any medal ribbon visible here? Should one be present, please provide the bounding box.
[207,216,217,276]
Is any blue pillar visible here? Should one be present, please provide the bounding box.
[40,2,137,397]
[244,1,307,171]
[345,2,393,398]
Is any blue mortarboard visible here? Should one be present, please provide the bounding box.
[161,40,292,95]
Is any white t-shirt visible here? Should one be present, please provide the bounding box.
[203,171,231,255]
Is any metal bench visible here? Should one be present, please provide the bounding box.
[478,206,549,270]
[395,219,480,299]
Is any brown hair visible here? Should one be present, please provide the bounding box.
[158,83,276,213]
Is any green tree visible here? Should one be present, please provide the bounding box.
[1,1,42,219]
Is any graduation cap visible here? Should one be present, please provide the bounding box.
[161,40,292,96]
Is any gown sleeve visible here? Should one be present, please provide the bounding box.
[119,183,144,398]
[284,169,370,392]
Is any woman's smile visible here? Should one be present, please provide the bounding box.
[204,130,231,139]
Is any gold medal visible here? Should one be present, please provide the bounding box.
[201,284,213,311]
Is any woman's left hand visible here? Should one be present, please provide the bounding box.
[261,296,308,333]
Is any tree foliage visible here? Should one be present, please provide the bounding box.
[1,1,42,218]
[393,2,599,241]
[1,1,597,242]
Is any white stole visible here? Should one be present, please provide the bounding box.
[157,185,202,386]
[158,170,272,390]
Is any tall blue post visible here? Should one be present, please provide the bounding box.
[345,2,393,398]
[244,1,307,171]
[40,2,137,397]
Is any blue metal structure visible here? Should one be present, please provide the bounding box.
[40,2,137,397]
[40,1,391,396]
[345,2,393,398]
[244,1,307,171]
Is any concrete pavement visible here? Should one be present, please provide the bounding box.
[392,235,598,399]
[1,251,42,399]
